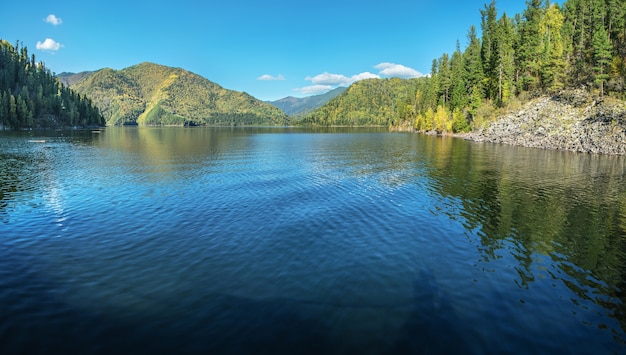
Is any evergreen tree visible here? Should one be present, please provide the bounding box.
[481,1,499,100]
[438,53,451,106]
[464,26,484,102]
[593,25,613,98]
[0,39,104,129]
[450,40,468,111]
[494,13,516,105]
[517,0,545,92]
[425,59,440,110]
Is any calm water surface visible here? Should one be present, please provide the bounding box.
[1,127,625,354]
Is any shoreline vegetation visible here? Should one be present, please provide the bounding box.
[321,0,626,155]
[2,0,626,154]
[393,88,626,155]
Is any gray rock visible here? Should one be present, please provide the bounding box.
[468,90,626,155]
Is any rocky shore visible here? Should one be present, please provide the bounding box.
[468,89,626,155]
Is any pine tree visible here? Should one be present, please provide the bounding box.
[464,26,484,100]
[438,53,451,106]
[494,13,516,105]
[425,59,440,110]
[0,40,104,129]
[481,0,499,101]
[517,0,545,92]
[593,25,613,98]
[450,40,467,110]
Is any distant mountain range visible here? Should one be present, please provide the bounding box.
[57,63,288,126]
[56,63,424,128]
[267,87,346,117]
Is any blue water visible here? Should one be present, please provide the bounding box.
[1,127,625,354]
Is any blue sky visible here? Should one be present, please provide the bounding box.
[2,1,541,101]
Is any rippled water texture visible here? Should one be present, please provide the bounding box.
[1,127,625,354]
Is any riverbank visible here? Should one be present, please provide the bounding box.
[468,89,626,155]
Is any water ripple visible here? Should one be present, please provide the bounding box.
[0,129,624,353]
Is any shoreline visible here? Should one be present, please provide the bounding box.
[466,90,626,155]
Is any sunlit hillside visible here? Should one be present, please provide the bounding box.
[68,62,289,126]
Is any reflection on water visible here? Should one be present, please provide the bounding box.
[421,137,626,332]
[0,127,625,353]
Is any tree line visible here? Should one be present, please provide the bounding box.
[302,0,626,131]
[408,0,625,133]
[67,62,289,126]
[0,40,105,129]
[299,78,427,126]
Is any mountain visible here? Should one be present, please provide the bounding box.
[57,71,94,87]
[63,62,289,126]
[299,77,429,127]
[269,87,346,117]
[0,40,104,129]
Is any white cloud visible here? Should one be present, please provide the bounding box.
[375,62,424,78]
[36,38,63,51]
[306,72,351,86]
[295,70,381,96]
[293,84,334,95]
[351,72,381,82]
[306,71,380,86]
[44,14,62,26]
[257,74,285,81]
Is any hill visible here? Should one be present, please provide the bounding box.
[65,63,289,126]
[300,0,626,146]
[57,71,94,87]
[0,40,104,129]
[269,87,346,117]
[299,78,429,126]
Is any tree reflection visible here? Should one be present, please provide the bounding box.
[419,136,626,334]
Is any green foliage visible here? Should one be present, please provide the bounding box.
[0,40,105,129]
[464,26,485,98]
[539,4,567,93]
[593,25,613,97]
[300,78,427,127]
[516,0,544,92]
[299,0,625,132]
[141,101,185,125]
[563,0,625,86]
[70,62,289,126]
[452,107,470,133]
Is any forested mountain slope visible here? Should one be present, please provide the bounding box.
[0,40,104,129]
[302,0,626,132]
[299,78,429,127]
[68,62,289,126]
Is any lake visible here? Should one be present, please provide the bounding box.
[1,127,625,354]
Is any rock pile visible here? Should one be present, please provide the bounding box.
[469,89,626,155]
